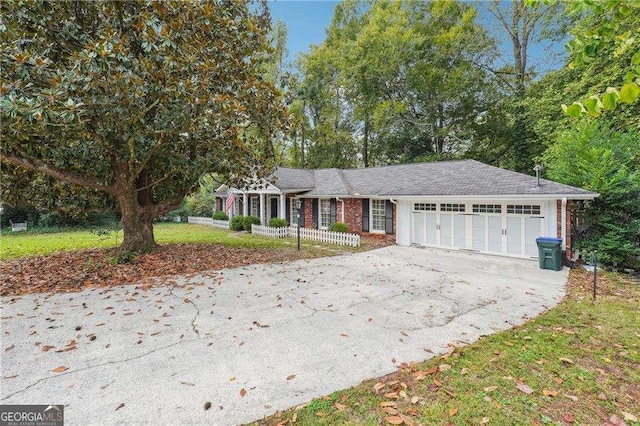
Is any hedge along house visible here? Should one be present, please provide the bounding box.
[216,160,598,259]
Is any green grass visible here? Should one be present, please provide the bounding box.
[0,223,323,259]
[257,270,640,425]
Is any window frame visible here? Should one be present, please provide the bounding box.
[319,199,331,229]
[506,204,541,215]
[249,196,259,218]
[371,199,386,233]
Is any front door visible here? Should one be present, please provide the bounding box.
[270,197,278,220]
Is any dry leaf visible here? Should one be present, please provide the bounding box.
[240,388,247,397]
[410,396,421,404]
[516,382,534,394]
[115,403,124,411]
[229,376,236,382]
[492,399,502,409]
[287,374,296,380]
[340,333,348,337]
[5,345,15,352]
[449,407,458,416]
[622,412,638,422]
[334,403,346,411]
[439,363,451,371]
[383,392,399,399]
[563,412,575,423]
[51,366,68,373]
[480,417,490,424]
[553,377,564,384]
[374,382,385,392]
[4,375,18,379]
[559,357,574,364]
[204,402,211,410]
[483,386,498,392]
[380,401,397,407]
[460,368,469,375]
[542,389,558,397]
[563,394,579,402]
[382,407,398,415]
[401,331,409,336]
[385,416,404,425]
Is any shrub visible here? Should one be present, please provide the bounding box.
[230,215,244,231]
[330,222,349,233]
[268,218,288,228]
[213,211,229,220]
[242,215,261,232]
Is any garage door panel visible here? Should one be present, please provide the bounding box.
[426,214,437,245]
[487,216,502,253]
[525,217,543,257]
[506,217,522,255]
[440,214,452,247]
[454,215,466,248]
[472,216,485,250]
[411,212,425,245]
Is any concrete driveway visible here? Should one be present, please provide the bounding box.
[1,246,567,425]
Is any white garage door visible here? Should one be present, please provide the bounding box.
[410,202,545,257]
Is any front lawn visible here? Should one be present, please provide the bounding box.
[256,269,640,425]
[1,223,321,260]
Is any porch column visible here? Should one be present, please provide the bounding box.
[280,194,286,219]
[259,193,265,224]
[243,193,248,216]
[561,197,567,251]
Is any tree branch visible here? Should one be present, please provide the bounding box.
[1,152,115,194]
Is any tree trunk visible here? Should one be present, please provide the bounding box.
[363,117,369,168]
[117,188,156,254]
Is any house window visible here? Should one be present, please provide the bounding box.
[250,196,259,217]
[413,203,436,211]
[440,203,466,212]
[507,204,541,215]
[319,199,331,229]
[472,204,502,214]
[290,199,300,226]
[371,199,386,232]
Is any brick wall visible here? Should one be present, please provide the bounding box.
[297,197,396,236]
[556,199,572,254]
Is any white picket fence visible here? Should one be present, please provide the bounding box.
[252,224,360,247]
[188,216,213,226]
[212,219,230,229]
[188,216,230,229]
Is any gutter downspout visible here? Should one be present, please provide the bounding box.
[561,197,567,252]
[336,197,345,223]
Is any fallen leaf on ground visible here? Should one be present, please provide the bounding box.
[374,382,385,392]
[449,407,458,416]
[5,344,15,351]
[483,386,498,392]
[563,413,575,423]
[51,366,68,373]
[334,403,346,411]
[542,389,558,397]
[516,382,534,394]
[204,402,211,410]
[340,333,348,337]
[385,416,404,425]
[115,403,124,411]
[563,394,579,402]
[240,388,247,397]
[622,412,638,422]
[480,417,490,424]
[287,374,296,380]
[559,357,574,364]
[4,375,18,379]
[460,368,469,375]
[410,396,421,404]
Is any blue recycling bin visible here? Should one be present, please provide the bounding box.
[536,237,563,271]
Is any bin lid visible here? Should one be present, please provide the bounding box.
[536,237,563,243]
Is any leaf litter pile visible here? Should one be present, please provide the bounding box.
[1,244,322,296]
[255,268,639,425]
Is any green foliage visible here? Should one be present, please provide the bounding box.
[230,215,245,231]
[544,121,640,268]
[559,0,640,115]
[268,218,288,228]
[242,215,261,232]
[0,0,285,253]
[330,222,349,233]
[213,211,229,221]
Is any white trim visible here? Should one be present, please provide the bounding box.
[318,198,331,229]
[370,199,386,234]
[561,197,567,251]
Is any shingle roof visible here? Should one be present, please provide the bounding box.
[269,160,597,198]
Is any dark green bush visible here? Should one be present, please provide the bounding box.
[242,215,261,232]
[330,222,349,233]
[213,211,229,220]
[230,215,244,231]
[268,218,288,228]
[242,216,260,232]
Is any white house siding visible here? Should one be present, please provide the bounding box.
[397,198,560,259]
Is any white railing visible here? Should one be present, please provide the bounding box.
[252,224,360,247]
[11,222,27,232]
[212,219,230,229]
[187,216,213,226]
[251,224,289,238]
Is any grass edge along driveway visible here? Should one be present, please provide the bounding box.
[255,268,640,426]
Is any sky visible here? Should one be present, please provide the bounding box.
[268,0,568,76]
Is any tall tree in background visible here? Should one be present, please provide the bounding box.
[1,0,286,254]
[486,0,567,172]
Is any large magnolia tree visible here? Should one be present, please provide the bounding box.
[1,0,286,253]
